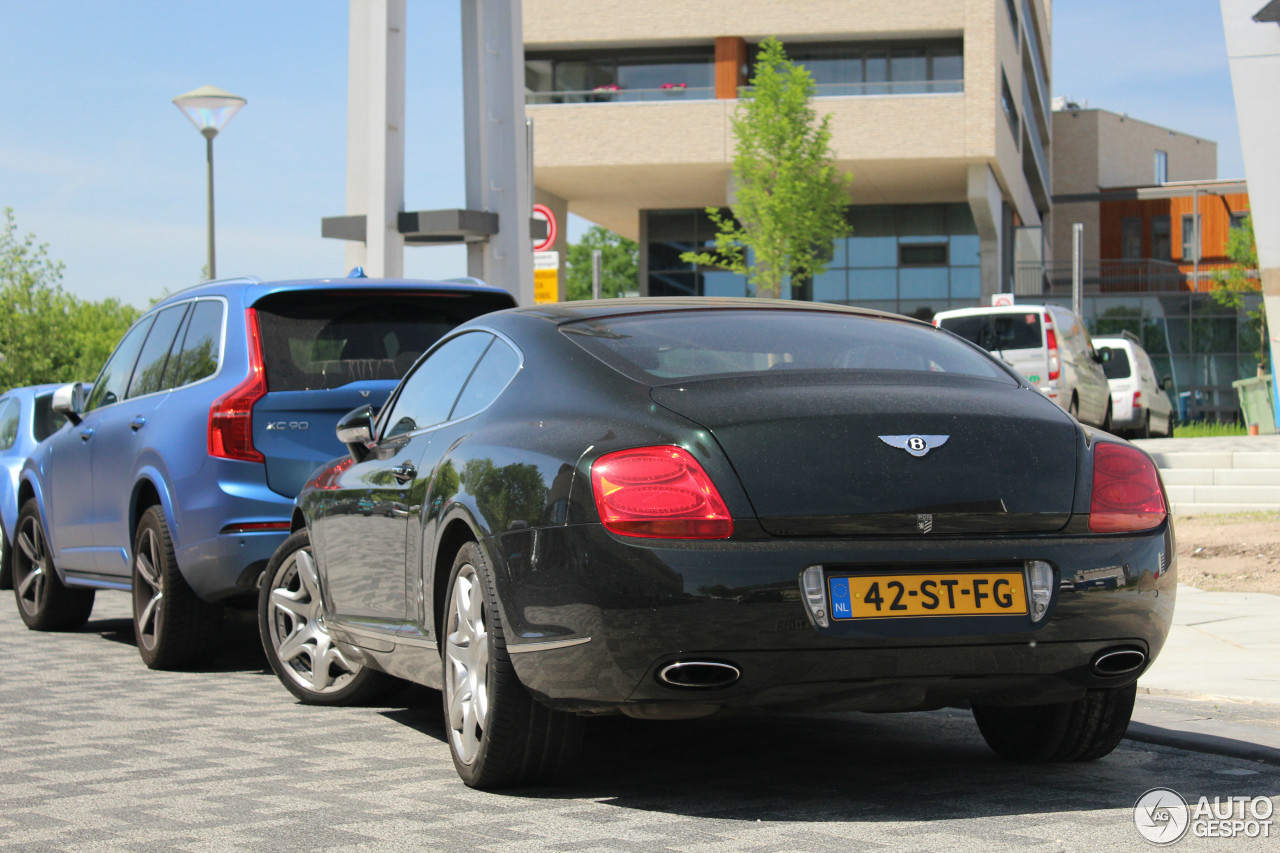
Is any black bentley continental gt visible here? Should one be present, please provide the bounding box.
[257,298,1174,789]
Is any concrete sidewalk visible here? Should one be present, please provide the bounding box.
[1129,585,1280,762]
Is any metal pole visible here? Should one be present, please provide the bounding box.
[1072,222,1083,316]
[1192,188,1200,291]
[205,130,216,280]
[592,249,603,299]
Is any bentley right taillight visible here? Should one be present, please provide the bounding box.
[1089,443,1167,533]
[591,446,733,539]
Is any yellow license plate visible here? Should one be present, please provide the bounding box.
[828,572,1028,619]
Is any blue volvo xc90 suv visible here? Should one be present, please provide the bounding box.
[13,275,515,669]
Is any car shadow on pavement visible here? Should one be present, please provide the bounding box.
[488,709,1280,822]
[81,609,271,674]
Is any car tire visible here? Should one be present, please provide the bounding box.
[1101,401,1113,433]
[0,524,12,591]
[1067,396,1079,420]
[1139,410,1151,440]
[972,682,1136,762]
[259,528,398,705]
[132,505,222,670]
[11,498,95,631]
[442,540,583,789]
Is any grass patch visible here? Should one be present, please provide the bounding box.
[1173,420,1249,438]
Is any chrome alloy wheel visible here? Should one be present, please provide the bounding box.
[14,513,49,617]
[132,526,165,652]
[266,546,361,694]
[444,562,490,766]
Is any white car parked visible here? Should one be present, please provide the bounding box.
[1093,332,1175,438]
[934,304,1114,430]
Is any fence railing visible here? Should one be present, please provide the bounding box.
[525,79,963,105]
[1012,259,1256,296]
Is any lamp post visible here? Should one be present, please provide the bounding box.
[172,85,246,280]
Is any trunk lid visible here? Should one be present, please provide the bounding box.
[651,373,1077,536]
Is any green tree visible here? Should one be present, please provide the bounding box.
[0,208,140,388]
[565,226,638,300]
[1212,214,1266,369]
[682,37,851,298]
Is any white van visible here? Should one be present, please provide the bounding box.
[934,304,1113,429]
[1092,332,1175,438]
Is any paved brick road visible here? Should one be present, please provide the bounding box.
[2,593,1277,852]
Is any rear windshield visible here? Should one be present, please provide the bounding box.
[255,290,511,391]
[1102,348,1132,380]
[939,312,1043,352]
[562,309,1013,384]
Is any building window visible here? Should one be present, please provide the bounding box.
[1181,214,1200,261]
[899,243,948,266]
[525,48,715,104]
[781,40,963,97]
[1152,216,1172,261]
[1121,217,1142,260]
[1005,0,1019,38]
[1001,72,1019,138]
[1154,150,1168,184]
[1230,211,1249,232]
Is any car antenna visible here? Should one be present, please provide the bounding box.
[347,266,367,279]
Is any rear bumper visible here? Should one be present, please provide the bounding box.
[490,521,1175,714]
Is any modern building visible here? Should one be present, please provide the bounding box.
[523,0,1054,319]
[1021,105,1257,422]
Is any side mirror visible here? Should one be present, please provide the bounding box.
[51,382,89,425]
[336,405,375,463]
[1095,347,1112,364]
[1161,376,1173,391]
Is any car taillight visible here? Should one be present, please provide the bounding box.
[1089,443,1167,533]
[1044,313,1060,381]
[591,446,733,539]
[209,308,267,463]
[305,457,355,491]
[1133,391,1142,408]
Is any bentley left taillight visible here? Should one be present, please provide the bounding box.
[591,446,733,539]
[1089,443,1167,533]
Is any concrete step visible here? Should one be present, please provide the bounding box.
[1160,468,1280,487]
[1146,450,1280,469]
[1165,483,1280,505]
[1169,501,1280,515]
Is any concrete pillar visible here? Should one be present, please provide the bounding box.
[345,0,405,278]
[968,164,1004,300]
[462,0,534,304]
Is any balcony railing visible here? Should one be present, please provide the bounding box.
[1015,259,1187,295]
[525,79,963,106]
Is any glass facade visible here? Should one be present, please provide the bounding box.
[645,204,981,321]
[782,40,963,96]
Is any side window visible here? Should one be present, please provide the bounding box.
[86,316,156,411]
[165,300,224,389]
[126,304,191,399]
[449,338,520,421]
[0,399,19,451]
[381,332,492,438]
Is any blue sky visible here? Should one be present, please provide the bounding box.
[2,0,1245,308]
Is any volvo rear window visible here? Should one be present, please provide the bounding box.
[938,313,1043,352]
[255,290,512,392]
[1103,348,1132,380]
[562,310,1013,384]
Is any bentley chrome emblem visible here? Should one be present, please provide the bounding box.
[879,434,950,457]
[917,514,934,534]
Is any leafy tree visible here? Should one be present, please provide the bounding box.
[565,226,638,300]
[0,208,140,388]
[461,458,545,530]
[1212,214,1266,369]
[682,37,851,298]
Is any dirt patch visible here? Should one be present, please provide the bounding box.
[1172,513,1280,595]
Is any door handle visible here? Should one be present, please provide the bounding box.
[392,462,417,484]
[130,416,147,431]
[79,428,94,442]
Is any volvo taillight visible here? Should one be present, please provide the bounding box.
[1044,313,1061,382]
[1089,443,1167,533]
[591,446,733,539]
[209,308,267,463]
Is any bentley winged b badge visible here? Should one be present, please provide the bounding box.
[879,434,950,458]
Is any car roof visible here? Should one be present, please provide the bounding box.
[506,297,932,328]
[934,304,1056,318]
[150,276,515,311]
[0,383,62,400]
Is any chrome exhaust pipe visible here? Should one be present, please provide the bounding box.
[657,661,741,689]
[1092,647,1147,677]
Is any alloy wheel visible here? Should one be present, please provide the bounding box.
[133,527,164,651]
[444,562,490,766]
[266,546,361,694]
[14,513,48,617]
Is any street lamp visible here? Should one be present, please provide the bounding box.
[172,85,246,280]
